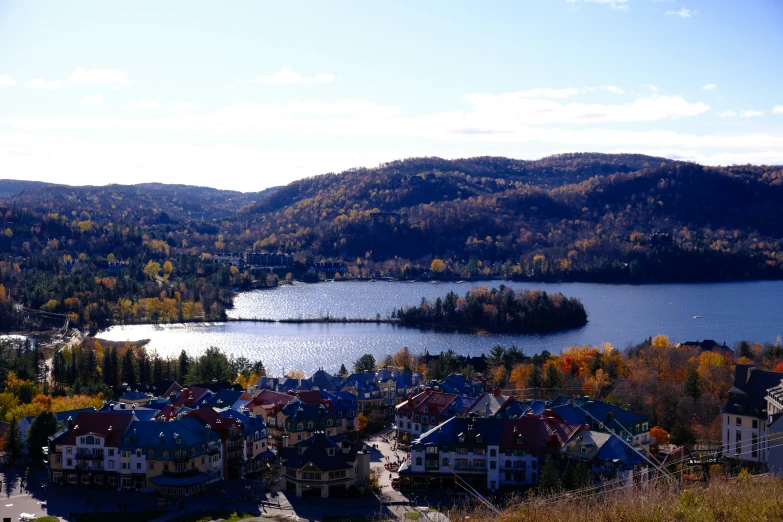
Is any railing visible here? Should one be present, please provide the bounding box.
[207,446,220,455]
[173,454,190,463]
[76,452,104,460]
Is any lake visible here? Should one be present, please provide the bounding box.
[97,280,783,376]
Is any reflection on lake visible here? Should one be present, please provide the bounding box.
[98,280,783,376]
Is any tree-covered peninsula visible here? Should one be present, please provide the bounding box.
[394,285,587,333]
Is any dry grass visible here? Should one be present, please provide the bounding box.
[444,475,783,522]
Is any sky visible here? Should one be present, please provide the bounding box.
[1,0,782,192]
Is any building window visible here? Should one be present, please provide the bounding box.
[442,458,449,467]
[736,417,741,426]
[67,459,73,466]
[416,457,423,466]
[752,419,758,429]
[66,447,72,454]
[108,449,115,456]
[136,462,141,470]
[56,455,62,464]
[149,462,154,470]
[148,450,154,459]
[490,448,497,457]
[164,463,169,471]
[490,461,497,469]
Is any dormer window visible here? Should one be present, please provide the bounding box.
[541,440,547,447]
[458,433,465,443]
[423,406,428,413]
[327,448,335,456]
[476,435,483,443]
[516,437,524,445]
[581,446,587,454]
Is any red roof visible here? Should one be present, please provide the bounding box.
[502,414,583,454]
[397,390,457,416]
[185,407,240,438]
[170,386,210,408]
[247,390,298,413]
[62,412,134,447]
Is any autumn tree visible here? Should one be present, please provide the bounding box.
[430,259,446,274]
[650,427,671,447]
[143,260,161,280]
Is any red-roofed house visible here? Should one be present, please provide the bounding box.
[395,389,459,445]
[54,412,135,488]
[185,407,244,479]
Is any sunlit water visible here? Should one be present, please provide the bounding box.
[98,280,783,376]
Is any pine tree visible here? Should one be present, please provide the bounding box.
[684,367,701,399]
[575,459,590,489]
[52,351,67,392]
[738,341,753,359]
[539,456,560,492]
[527,365,544,388]
[121,349,136,385]
[153,357,163,381]
[561,460,576,490]
[543,364,564,390]
[178,350,189,381]
[4,416,24,464]
[339,363,348,376]
[26,411,58,462]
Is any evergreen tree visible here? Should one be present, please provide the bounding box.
[121,348,136,385]
[152,357,163,381]
[543,364,564,390]
[338,363,348,376]
[539,456,560,492]
[109,347,119,388]
[185,346,231,384]
[683,367,701,399]
[527,365,544,388]
[353,353,377,373]
[4,415,24,463]
[26,411,58,462]
[178,350,189,381]
[52,351,67,392]
[252,359,266,376]
[738,341,754,360]
[670,421,697,446]
[575,459,590,489]
[561,460,576,490]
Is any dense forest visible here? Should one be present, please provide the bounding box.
[1,153,782,331]
[394,285,587,333]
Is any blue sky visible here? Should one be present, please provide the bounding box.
[1,0,782,191]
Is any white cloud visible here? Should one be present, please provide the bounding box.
[701,83,717,91]
[460,92,708,125]
[314,73,335,84]
[0,75,16,86]
[122,100,160,110]
[25,78,64,90]
[599,85,624,94]
[68,67,133,87]
[740,109,763,118]
[719,110,737,118]
[514,88,581,99]
[566,0,629,11]
[773,105,783,114]
[666,7,697,17]
[80,93,104,105]
[254,67,335,85]
[168,102,202,110]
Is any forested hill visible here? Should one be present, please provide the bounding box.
[0,153,782,331]
[236,154,783,282]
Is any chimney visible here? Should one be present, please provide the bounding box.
[492,388,501,397]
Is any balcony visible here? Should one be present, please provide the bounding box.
[173,454,190,463]
[207,446,221,455]
[76,463,104,470]
[76,452,104,461]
